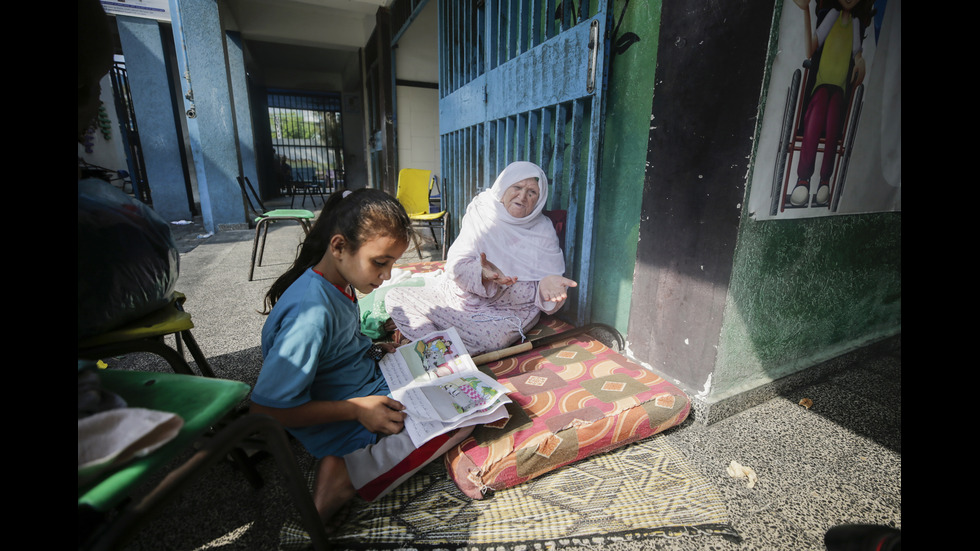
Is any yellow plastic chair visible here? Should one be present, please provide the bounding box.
[78,292,215,377]
[237,176,315,281]
[395,169,450,260]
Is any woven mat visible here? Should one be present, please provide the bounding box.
[280,437,739,550]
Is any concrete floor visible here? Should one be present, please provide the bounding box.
[104,196,901,550]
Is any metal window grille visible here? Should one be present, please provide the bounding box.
[268,92,345,194]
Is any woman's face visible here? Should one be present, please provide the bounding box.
[501,178,540,218]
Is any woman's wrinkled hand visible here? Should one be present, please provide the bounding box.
[480,253,518,286]
[539,275,577,303]
[350,395,406,435]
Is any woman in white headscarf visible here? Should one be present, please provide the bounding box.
[384,161,577,356]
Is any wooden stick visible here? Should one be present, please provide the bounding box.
[472,342,535,365]
[471,323,621,366]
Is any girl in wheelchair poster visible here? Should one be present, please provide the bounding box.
[748,0,900,220]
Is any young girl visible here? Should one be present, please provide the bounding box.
[250,189,471,523]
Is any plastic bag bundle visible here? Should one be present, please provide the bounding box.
[77,179,179,340]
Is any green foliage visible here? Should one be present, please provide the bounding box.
[270,109,342,145]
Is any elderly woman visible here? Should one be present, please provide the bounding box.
[384,161,577,356]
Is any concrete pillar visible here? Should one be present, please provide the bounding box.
[116,15,191,222]
[169,0,242,233]
[226,31,260,194]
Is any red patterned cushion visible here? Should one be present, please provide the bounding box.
[395,260,447,274]
[391,261,691,499]
[444,330,690,499]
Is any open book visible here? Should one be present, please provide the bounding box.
[379,327,511,448]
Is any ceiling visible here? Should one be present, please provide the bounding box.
[221,0,393,87]
[222,0,389,50]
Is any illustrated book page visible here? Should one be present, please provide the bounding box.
[379,327,511,447]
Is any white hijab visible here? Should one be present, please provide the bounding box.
[447,161,565,282]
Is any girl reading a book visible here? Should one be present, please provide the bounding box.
[250,189,472,524]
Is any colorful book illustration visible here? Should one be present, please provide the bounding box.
[379,327,511,447]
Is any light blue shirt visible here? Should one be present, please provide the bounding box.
[253,268,389,457]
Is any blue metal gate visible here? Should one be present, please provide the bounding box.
[438,0,612,325]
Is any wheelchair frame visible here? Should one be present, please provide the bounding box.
[769,54,865,216]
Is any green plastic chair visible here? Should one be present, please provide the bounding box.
[78,292,215,377]
[237,176,316,281]
[396,169,450,260]
[78,367,329,550]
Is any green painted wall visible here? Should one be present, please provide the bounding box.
[714,210,902,400]
[591,0,662,334]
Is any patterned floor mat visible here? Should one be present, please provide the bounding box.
[280,437,739,550]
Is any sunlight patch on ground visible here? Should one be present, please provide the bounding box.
[193,522,253,550]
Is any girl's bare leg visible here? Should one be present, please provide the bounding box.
[313,455,356,524]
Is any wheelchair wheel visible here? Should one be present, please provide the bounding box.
[771,69,801,216]
[831,83,864,212]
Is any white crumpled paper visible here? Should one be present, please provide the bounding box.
[727,460,758,488]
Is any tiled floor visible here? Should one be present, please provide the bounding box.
[655,350,901,550]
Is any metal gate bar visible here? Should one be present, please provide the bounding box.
[109,61,151,205]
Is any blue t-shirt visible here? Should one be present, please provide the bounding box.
[252,268,389,458]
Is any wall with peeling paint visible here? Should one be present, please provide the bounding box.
[612,0,900,420]
[627,0,771,395]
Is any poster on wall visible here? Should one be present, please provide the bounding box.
[748,0,900,220]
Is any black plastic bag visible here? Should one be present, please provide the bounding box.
[77,179,179,340]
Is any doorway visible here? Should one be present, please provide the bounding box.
[268,91,345,199]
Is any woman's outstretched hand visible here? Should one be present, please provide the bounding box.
[480,253,518,286]
[539,275,577,303]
